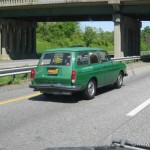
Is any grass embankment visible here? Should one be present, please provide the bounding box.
[0,74,30,86]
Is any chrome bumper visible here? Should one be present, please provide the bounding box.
[29,83,81,91]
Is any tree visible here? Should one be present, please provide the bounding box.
[84,27,97,47]
[141,26,150,51]
[36,22,114,53]
[36,22,82,53]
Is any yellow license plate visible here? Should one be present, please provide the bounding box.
[48,69,58,74]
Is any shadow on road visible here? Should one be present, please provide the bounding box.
[96,85,116,96]
[28,93,83,103]
[28,85,117,103]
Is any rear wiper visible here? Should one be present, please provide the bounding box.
[112,140,150,150]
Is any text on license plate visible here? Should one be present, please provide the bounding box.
[48,69,58,74]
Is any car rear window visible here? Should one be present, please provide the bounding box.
[40,53,71,66]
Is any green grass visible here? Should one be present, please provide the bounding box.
[0,73,30,86]
[36,40,52,54]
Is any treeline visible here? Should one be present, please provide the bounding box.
[36,22,114,53]
[36,22,150,54]
[141,26,150,51]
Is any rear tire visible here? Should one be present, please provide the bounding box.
[115,72,123,88]
[83,79,96,100]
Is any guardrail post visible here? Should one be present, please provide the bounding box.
[25,73,28,80]
[12,74,16,83]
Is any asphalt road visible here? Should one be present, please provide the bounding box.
[0,62,150,150]
[0,59,39,69]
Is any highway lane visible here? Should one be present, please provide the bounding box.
[0,62,150,150]
[0,59,38,69]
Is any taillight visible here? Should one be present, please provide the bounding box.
[30,69,35,80]
[71,70,76,83]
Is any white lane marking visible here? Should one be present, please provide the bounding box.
[127,98,150,117]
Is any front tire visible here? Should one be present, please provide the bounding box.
[115,72,123,88]
[83,79,96,100]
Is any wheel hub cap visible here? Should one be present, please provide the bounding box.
[88,81,95,96]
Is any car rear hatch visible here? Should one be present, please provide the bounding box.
[34,52,72,85]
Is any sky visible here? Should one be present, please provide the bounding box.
[80,21,150,32]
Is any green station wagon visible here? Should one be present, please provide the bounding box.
[29,47,127,100]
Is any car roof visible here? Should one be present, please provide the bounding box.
[45,47,105,53]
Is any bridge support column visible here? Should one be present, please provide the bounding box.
[113,14,141,57]
[1,24,10,60]
[26,27,32,58]
[0,19,37,60]
[0,25,2,58]
[32,27,36,55]
[21,27,26,57]
[15,24,21,57]
[9,25,14,55]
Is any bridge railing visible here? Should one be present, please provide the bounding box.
[0,0,34,5]
[0,0,107,6]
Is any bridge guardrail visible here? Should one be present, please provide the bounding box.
[0,0,107,6]
[0,56,140,77]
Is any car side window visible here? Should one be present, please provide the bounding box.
[89,52,99,64]
[98,51,110,62]
[77,52,89,66]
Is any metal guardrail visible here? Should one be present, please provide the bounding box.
[112,56,141,62]
[0,66,36,77]
[0,56,140,77]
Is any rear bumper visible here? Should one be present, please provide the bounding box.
[29,83,81,91]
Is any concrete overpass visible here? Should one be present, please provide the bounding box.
[0,0,150,59]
